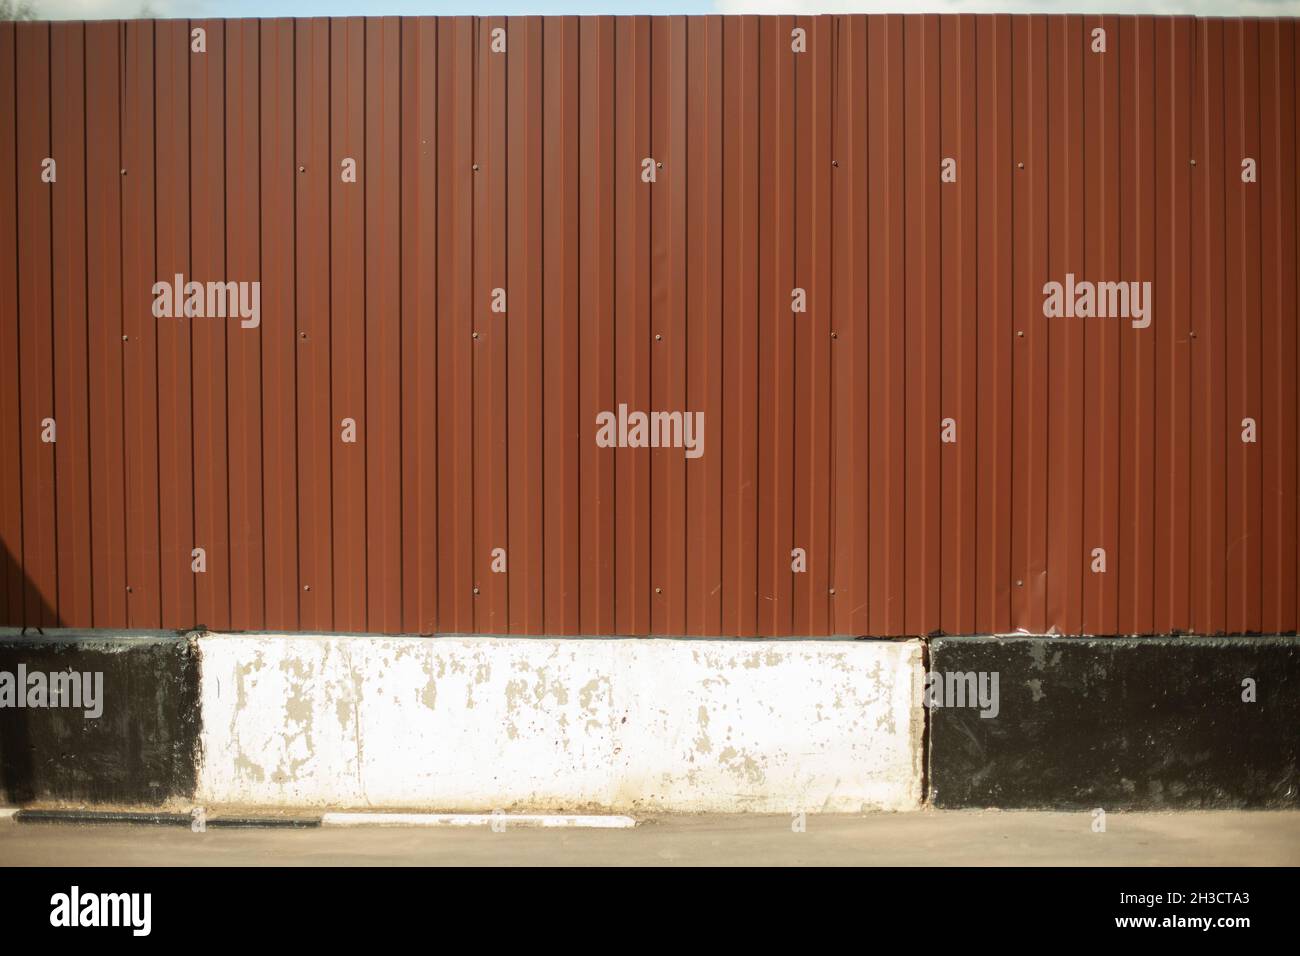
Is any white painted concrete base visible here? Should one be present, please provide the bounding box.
[320,812,637,828]
[197,635,924,813]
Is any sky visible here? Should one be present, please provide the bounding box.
[20,0,1300,20]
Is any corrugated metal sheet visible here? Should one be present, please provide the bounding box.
[0,14,1295,637]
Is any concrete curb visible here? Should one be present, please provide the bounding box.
[319,812,638,828]
[12,809,194,826]
[7,808,321,828]
[3,807,633,828]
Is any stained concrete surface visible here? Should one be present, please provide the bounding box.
[1,811,1297,866]
[928,636,1300,809]
[199,635,924,812]
[0,633,202,806]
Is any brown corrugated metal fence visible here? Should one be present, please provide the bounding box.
[0,14,1296,637]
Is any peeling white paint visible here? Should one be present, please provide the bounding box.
[197,635,924,813]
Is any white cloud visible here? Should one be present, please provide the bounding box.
[22,0,1300,23]
[714,0,1300,15]
[27,0,176,17]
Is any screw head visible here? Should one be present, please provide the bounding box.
[298,165,305,172]
[473,586,480,595]
[654,333,662,341]
[125,585,133,593]
[832,160,839,168]
[472,331,479,339]
[656,162,663,169]
[655,587,663,594]
[1016,580,1024,587]
[303,584,311,592]
[830,331,838,339]
[1016,161,1025,169]
[1190,158,1197,166]
[299,330,308,340]
[828,587,836,595]
[1189,331,1197,339]
[472,163,480,171]
[120,168,127,175]
[121,334,129,342]
[1016,330,1025,337]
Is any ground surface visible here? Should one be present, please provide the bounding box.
[1,811,1297,866]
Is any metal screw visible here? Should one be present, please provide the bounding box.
[832,160,839,168]
[298,165,305,172]
[303,584,311,592]
[830,331,838,339]
[299,330,308,340]
[655,333,662,341]
[120,168,127,175]
[121,334,129,342]
[1016,162,1025,169]
[472,163,480,171]
[1190,159,1197,166]
[655,587,663,594]
[125,585,133,593]
[828,587,836,595]
[1189,331,1197,339]
[1016,580,1024,587]
[656,162,663,169]
[1017,330,1025,337]
[473,586,480,595]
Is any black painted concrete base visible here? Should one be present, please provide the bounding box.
[927,635,1300,809]
[0,631,201,806]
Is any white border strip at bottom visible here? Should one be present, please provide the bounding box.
[320,812,637,829]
